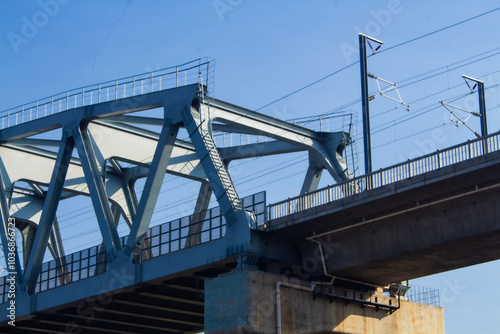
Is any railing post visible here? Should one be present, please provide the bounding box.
[36,101,39,118]
[176,67,178,87]
[66,91,69,110]
[206,62,209,88]
[437,149,441,169]
[98,84,101,103]
[407,160,412,178]
[81,88,84,107]
[21,105,24,123]
[7,110,9,127]
[133,76,135,96]
[115,80,118,100]
[150,72,153,92]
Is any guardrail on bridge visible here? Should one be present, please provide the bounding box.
[0,58,215,129]
[268,132,500,221]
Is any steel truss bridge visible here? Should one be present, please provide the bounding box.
[0,59,499,333]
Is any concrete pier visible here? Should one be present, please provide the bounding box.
[205,271,444,334]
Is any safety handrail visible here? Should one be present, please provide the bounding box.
[268,132,500,220]
[0,58,215,129]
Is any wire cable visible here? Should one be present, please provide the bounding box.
[255,7,500,111]
[377,7,500,55]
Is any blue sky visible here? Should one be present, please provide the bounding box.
[1,0,500,332]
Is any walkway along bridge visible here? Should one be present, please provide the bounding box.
[0,59,498,333]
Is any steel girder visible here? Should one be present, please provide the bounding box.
[0,83,353,296]
[204,97,352,186]
[0,85,202,294]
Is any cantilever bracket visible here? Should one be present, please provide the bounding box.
[440,101,481,138]
[368,73,410,111]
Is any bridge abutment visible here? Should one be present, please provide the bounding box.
[205,270,444,334]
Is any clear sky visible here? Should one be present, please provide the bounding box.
[1,0,500,332]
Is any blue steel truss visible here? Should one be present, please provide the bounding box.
[0,59,499,330]
[0,191,265,299]
[0,58,352,318]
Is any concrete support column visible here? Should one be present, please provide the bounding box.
[205,270,444,334]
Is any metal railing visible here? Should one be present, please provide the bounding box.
[268,132,500,221]
[315,285,400,313]
[406,285,440,307]
[138,191,265,262]
[0,191,264,299]
[0,58,215,130]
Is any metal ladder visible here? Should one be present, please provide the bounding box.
[201,130,242,211]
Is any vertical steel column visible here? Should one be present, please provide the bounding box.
[48,217,70,285]
[300,164,323,196]
[48,217,66,266]
[359,34,372,175]
[478,80,488,154]
[463,75,488,153]
[185,182,212,248]
[463,75,487,137]
[125,119,179,257]
[23,136,75,294]
[120,180,138,228]
[478,81,487,137]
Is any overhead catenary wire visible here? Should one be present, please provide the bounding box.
[255,7,500,111]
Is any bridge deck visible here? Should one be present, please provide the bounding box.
[268,149,500,284]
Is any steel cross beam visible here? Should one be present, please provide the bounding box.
[204,98,352,183]
[86,121,207,182]
[1,119,310,260]
[0,144,136,227]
